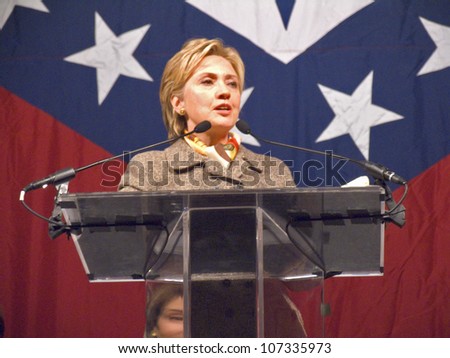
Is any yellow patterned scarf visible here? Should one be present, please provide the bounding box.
[184,132,240,169]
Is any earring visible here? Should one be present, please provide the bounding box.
[179,108,185,116]
[150,330,158,338]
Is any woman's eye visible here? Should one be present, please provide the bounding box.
[201,78,213,85]
[169,316,183,321]
[227,81,238,88]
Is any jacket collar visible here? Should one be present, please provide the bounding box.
[165,139,263,175]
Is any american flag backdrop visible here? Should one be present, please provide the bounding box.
[0,0,449,337]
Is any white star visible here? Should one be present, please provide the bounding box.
[64,12,153,105]
[0,0,49,30]
[234,87,261,146]
[417,17,450,76]
[316,71,403,160]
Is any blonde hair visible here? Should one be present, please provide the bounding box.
[160,38,245,139]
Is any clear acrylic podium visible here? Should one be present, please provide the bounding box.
[59,186,385,337]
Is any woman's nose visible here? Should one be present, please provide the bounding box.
[216,81,231,99]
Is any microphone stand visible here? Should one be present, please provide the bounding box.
[236,120,407,227]
[20,121,212,239]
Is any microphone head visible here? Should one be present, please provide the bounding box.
[236,119,251,134]
[194,120,212,133]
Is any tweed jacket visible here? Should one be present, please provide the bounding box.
[119,139,295,191]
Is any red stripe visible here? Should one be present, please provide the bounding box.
[0,87,143,337]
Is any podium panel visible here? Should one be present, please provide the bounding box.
[60,186,385,337]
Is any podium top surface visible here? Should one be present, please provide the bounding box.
[60,185,384,207]
[60,186,385,226]
[60,185,384,198]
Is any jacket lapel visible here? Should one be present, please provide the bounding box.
[165,139,262,185]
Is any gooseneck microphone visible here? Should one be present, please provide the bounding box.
[21,120,212,195]
[237,119,407,227]
[236,120,407,186]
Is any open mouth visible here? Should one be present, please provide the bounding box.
[214,103,232,112]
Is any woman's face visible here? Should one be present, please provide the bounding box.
[173,55,241,145]
[154,295,184,338]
